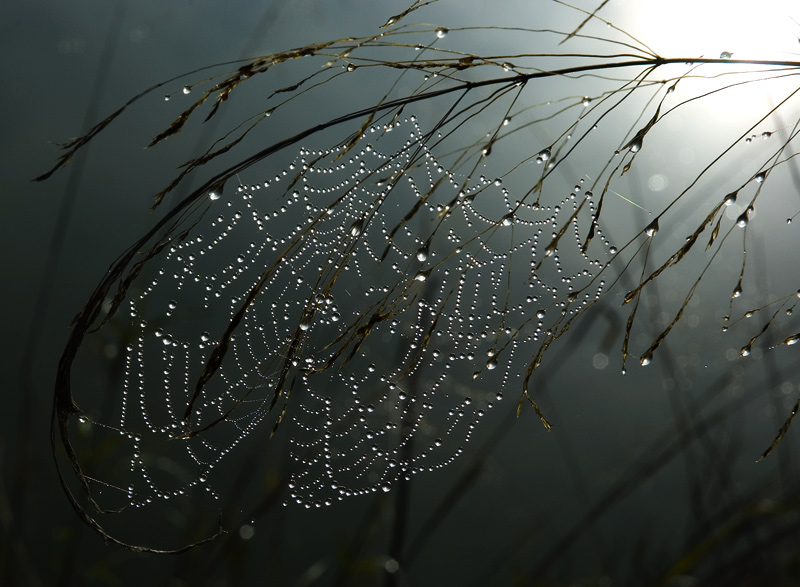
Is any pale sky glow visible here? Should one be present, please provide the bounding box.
[634,1,798,61]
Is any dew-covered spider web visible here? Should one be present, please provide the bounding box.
[64,110,614,518]
[48,11,800,552]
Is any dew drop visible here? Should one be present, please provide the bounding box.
[720,51,732,59]
[640,351,653,366]
[536,148,551,164]
[182,85,191,94]
[755,171,766,183]
[736,207,752,227]
[416,244,429,262]
[349,219,364,237]
[414,268,432,282]
[645,218,659,237]
[435,27,448,38]
[783,334,800,346]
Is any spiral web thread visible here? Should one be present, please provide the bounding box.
[67,111,610,513]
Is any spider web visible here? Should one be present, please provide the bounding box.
[64,113,609,520]
[53,32,800,547]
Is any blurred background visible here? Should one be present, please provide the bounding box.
[3,1,800,585]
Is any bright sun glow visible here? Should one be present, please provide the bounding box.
[620,1,800,121]
[634,1,799,61]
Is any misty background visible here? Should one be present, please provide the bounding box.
[3,1,800,585]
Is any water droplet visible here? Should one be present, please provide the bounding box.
[720,51,732,59]
[168,300,177,310]
[435,27,448,38]
[736,206,752,227]
[783,334,800,346]
[723,191,737,206]
[182,86,191,94]
[732,285,742,298]
[209,191,221,201]
[640,351,653,366]
[628,138,642,153]
[582,96,591,107]
[762,131,772,140]
[501,213,513,226]
[740,344,751,357]
[486,358,498,370]
[416,244,429,262]
[755,171,767,183]
[200,332,211,342]
[414,268,432,282]
[346,63,356,72]
[349,219,364,236]
[645,218,659,237]
[535,148,551,164]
